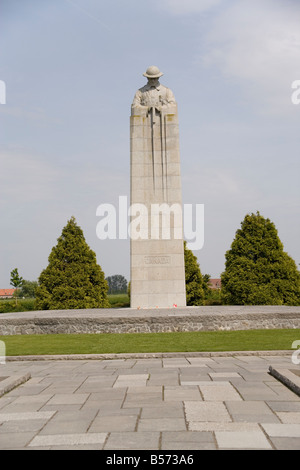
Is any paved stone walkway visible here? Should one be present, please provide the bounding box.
[1,354,300,450]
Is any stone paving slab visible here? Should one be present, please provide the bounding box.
[0,354,300,450]
[215,430,272,450]
[262,423,300,438]
[184,401,231,423]
[0,411,55,421]
[225,400,281,423]
[28,432,107,448]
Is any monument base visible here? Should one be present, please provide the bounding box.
[0,306,300,335]
[130,240,186,309]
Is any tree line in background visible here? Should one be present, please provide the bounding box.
[2,212,300,313]
[10,274,128,299]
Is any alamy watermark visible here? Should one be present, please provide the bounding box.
[291,340,300,365]
[291,80,300,105]
[0,341,6,365]
[96,196,204,250]
[0,80,6,104]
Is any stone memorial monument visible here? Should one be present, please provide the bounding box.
[130,66,186,308]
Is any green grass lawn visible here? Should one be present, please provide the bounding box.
[108,293,130,308]
[1,329,299,356]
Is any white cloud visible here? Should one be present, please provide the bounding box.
[201,0,300,113]
[157,0,222,15]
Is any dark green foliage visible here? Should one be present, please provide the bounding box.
[106,274,128,294]
[221,212,300,305]
[108,294,130,308]
[0,299,36,314]
[202,274,211,298]
[127,281,131,300]
[184,241,205,306]
[204,288,222,306]
[10,268,23,289]
[19,280,38,298]
[10,268,23,306]
[35,217,109,310]
[201,274,222,305]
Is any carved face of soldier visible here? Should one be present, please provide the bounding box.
[147,77,160,88]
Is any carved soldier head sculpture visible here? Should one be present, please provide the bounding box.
[143,66,164,87]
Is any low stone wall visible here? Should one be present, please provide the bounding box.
[0,306,300,335]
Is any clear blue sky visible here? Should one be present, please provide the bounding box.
[1,0,300,287]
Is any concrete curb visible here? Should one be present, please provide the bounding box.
[6,350,292,361]
[269,366,300,397]
[0,373,31,397]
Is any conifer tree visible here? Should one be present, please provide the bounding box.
[10,268,23,307]
[184,241,205,306]
[221,212,300,305]
[35,217,109,310]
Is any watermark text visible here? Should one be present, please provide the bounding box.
[291,80,300,105]
[96,196,204,250]
[0,80,6,104]
[291,340,300,365]
[0,341,6,365]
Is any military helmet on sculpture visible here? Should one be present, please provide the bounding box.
[143,65,163,78]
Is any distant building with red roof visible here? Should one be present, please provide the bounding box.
[208,279,221,290]
[0,289,16,299]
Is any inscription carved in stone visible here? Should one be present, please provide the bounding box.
[144,256,171,265]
